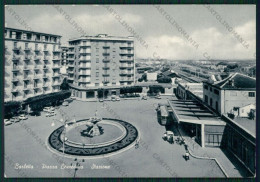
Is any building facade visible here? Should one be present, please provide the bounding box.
[203,73,256,115]
[67,34,135,99]
[61,45,68,66]
[4,27,62,102]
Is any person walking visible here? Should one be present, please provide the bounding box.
[185,151,190,161]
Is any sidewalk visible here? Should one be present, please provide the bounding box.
[177,126,247,177]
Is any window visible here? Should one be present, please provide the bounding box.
[210,87,212,92]
[248,92,255,97]
[96,58,99,63]
[96,72,99,77]
[96,66,99,70]
[214,89,219,95]
[210,98,213,106]
[95,83,99,86]
[25,43,28,49]
[204,85,208,90]
[205,95,208,103]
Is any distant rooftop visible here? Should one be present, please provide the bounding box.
[205,73,256,90]
[69,34,134,42]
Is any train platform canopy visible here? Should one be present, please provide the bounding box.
[168,98,226,126]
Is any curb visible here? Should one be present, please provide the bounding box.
[176,127,229,178]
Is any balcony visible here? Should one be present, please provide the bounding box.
[79,51,91,55]
[11,78,19,82]
[80,43,91,47]
[52,65,61,69]
[12,67,20,72]
[52,56,60,60]
[34,48,42,52]
[103,52,110,56]
[120,43,134,48]
[52,74,60,78]
[11,88,19,93]
[43,56,50,61]
[68,64,74,68]
[67,77,74,80]
[42,84,49,88]
[34,56,42,60]
[103,73,110,77]
[23,77,31,81]
[34,66,41,70]
[78,78,91,83]
[67,69,74,74]
[103,45,110,49]
[79,58,91,62]
[78,71,91,75]
[102,80,109,84]
[52,82,61,86]
[23,87,32,91]
[103,59,110,63]
[43,49,49,53]
[33,85,40,89]
[103,67,110,70]
[24,55,32,60]
[43,65,49,70]
[12,55,21,61]
[23,66,30,71]
[13,47,21,51]
[119,51,134,55]
[67,51,74,55]
[24,47,32,52]
[53,49,61,53]
[119,64,134,69]
[42,74,49,79]
[67,57,74,61]
[78,64,91,68]
[33,75,41,80]
[119,71,127,76]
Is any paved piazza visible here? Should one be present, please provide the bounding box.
[5,97,225,177]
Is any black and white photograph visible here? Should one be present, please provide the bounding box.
[3,3,256,178]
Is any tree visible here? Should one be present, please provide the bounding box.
[4,101,21,118]
[60,78,70,90]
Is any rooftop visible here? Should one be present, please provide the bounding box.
[5,27,62,37]
[205,73,256,90]
[168,97,225,125]
[69,34,134,42]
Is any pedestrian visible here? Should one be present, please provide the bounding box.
[185,152,190,161]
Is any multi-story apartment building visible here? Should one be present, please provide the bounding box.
[203,73,256,115]
[4,27,62,102]
[61,45,68,66]
[67,34,135,100]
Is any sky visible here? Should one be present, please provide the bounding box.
[5,5,256,60]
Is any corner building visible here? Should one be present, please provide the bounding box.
[67,34,135,100]
[4,27,62,102]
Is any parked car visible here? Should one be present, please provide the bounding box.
[29,111,41,116]
[19,114,28,120]
[142,96,148,100]
[4,119,12,126]
[62,101,69,106]
[99,99,104,102]
[43,107,54,112]
[11,117,20,123]
[46,111,56,117]
[111,96,116,102]
[70,96,76,100]
[115,96,120,101]
[155,95,161,99]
